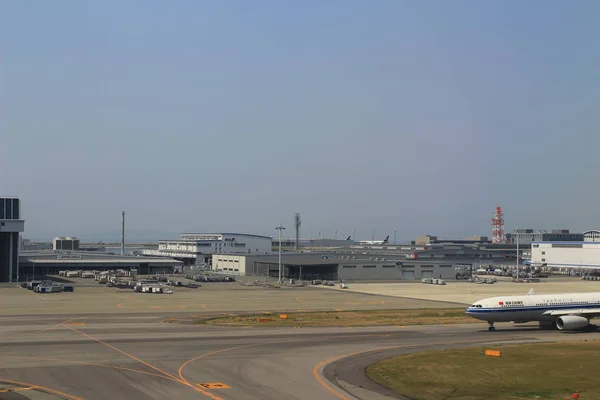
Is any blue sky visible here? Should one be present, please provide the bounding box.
[1,1,599,242]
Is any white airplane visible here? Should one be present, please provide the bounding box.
[359,235,389,245]
[465,289,600,332]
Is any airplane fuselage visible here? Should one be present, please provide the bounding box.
[466,292,600,331]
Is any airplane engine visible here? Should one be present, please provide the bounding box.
[556,316,589,331]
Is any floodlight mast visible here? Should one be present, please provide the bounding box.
[275,225,286,283]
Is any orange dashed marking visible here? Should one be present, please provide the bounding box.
[0,387,35,393]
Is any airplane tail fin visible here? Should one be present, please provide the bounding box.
[382,235,389,244]
[346,236,351,241]
[527,288,535,296]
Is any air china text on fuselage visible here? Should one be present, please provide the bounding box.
[466,289,600,332]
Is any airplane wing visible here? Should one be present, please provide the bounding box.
[544,308,600,317]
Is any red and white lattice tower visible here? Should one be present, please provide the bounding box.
[492,205,507,244]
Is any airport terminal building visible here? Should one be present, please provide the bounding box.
[212,253,469,281]
[0,198,24,282]
[18,250,183,279]
[0,196,185,282]
[142,233,272,265]
[531,242,600,269]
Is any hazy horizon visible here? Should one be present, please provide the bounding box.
[3,1,599,242]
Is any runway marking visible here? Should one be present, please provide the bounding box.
[0,355,183,384]
[177,332,393,397]
[63,325,224,400]
[197,383,230,389]
[0,378,82,400]
[33,316,91,335]
[65,325,184,381]
[0,386,35,393]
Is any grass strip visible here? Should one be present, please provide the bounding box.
[366,340,597,400]
[196,308,476,327]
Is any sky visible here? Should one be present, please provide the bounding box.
[1,1,599,242]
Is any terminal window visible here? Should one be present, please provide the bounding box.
[5,199,12,219]
[0,198,20,220]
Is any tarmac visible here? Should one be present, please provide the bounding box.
[323,276,600,304]
[0,282,462,316]
[0,280,593,400]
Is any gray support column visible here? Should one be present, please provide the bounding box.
[16,233,19,283]
[8,233,13,283]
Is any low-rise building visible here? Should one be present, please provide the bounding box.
[584,230,600,242]
[53,236,80,251]
[507,229,583,246]
[142,233,272,265]
[19,250,183,279]
[531,242,600,268]
[212,253,469,281]
[531,242,600,269]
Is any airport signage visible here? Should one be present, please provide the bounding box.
[57,255,82,260]
[181,234,221,241]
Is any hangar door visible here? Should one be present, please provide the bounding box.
[402,270,415,280]
[421,270,434,279]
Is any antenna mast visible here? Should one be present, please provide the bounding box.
[121,211,125,255]
[294,213,301,250]
[491,205,507,244]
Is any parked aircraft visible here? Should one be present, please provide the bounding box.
[466,289,600,332]
[359,235,389,245]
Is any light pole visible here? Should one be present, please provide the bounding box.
[394,230,397,245]
[352,230,355,241]
[515,229,519,281]
[276,225,285,283]
[372,230,375,242]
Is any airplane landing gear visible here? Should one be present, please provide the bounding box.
[539,321,557,330]
[488,322,495,332]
